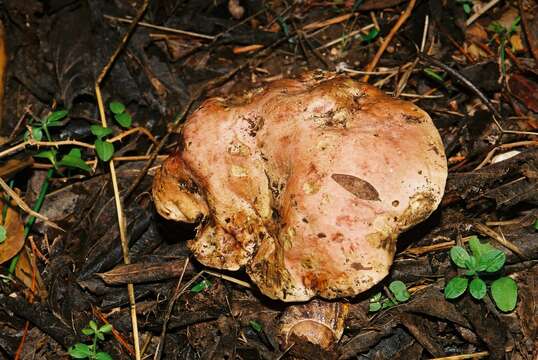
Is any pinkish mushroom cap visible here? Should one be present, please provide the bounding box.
[153,72,447,302]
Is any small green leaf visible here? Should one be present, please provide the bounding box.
[95,352,113,360]
[57,148,92,172]
[68,343,91,358]
[468,236,492,259]
[45,110,68,124]
[450,246,471,268]
[479,249,505,273]
[381,299,395,309]
[369,301,382,312]
[463,3,471,14]
[89,320,98,331]
[0,225,6,244]
[389,280,410,302]
[370,292,382,302]
[191,279,211,293]
[491,277,518,312]
[464,255,478,272]
[109,101,126,114]
[249,320,263,333]
[361,28,379,43]
[444,276,469,299]
[34,150,57,165]
[81,328,94,336]
[534,219,538,230]
[31,127,43,141]
[99,324,113,333]
[423,68,445,83]
[114,112,132,128]
[96,331,105,341]
[90,125,113,139]
[94,140,114,162]
[469,277,487,300]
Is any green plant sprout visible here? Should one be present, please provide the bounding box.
[109,101,132,128]
[444,236,518,312]
[68,320,113,360]
[369,280,410,312]
[25,110,68,142]
[456,0,472,15]
[90,125,115,162]
[249,320,263,333]
[488,16,521,75]
[191,279,212,293]
[533,219,538,230]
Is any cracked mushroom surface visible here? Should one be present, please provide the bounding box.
[153,72,447,302]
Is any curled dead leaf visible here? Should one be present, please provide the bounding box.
[0,199,25,264]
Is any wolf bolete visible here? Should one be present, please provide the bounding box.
[153,72,447,303]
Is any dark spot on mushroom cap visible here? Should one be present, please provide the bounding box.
[392,200,399,207]
[317,233,326,238]
[331,173,380,201]
[351,262,372,271]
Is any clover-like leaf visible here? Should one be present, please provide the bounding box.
[90,125,113,139]
[109,101,125,114]
[68,343,91,358]
[368,301,382,312]
[469,277,487,300]
[389,280,410,302]
[57,148,91,172]
[479,249,505,273]
[45,110,68,124]
[95,352,113,360]
[94,140,114,162]
[114,112,132,128]
[81,328,94,336]
[450,246,471,268]
[99,324,113,333]
[491,277,518,312]
[444,276,468,299]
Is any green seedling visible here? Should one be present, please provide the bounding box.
[90,125,115,162]
[25,110,68,142]
[34,148,91,173]
[361,28,379,44]
[423,68,446,84]
[191,279,212,293]
[0,225,6,243]
[249,320,263,333]
[369,280,410,312]
[109,101,132,128]
[456,0,472,15]
[68,320,113,360]
[488,16,521,75]
[533,219,538,230]
[445,236,518,312]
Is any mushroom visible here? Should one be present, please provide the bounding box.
[153,71,447,347]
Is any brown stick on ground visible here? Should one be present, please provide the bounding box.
[361,0,416,83]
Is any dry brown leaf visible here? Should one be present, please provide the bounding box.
[15,247,48,301]
[0,199,25,264]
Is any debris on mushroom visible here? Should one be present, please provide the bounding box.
[153,71,447,303]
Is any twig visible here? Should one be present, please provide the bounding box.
[153,258,190,360]
[474,140,538,170]
[419,53,538,137]
[109,126,156,144]
[430,351,489,360]
[473,223,525,258]
[0,177,61,231]
[362,0,417,82]
[466,0,501,26]
[95,2,149,359]
[103,15,215,40]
